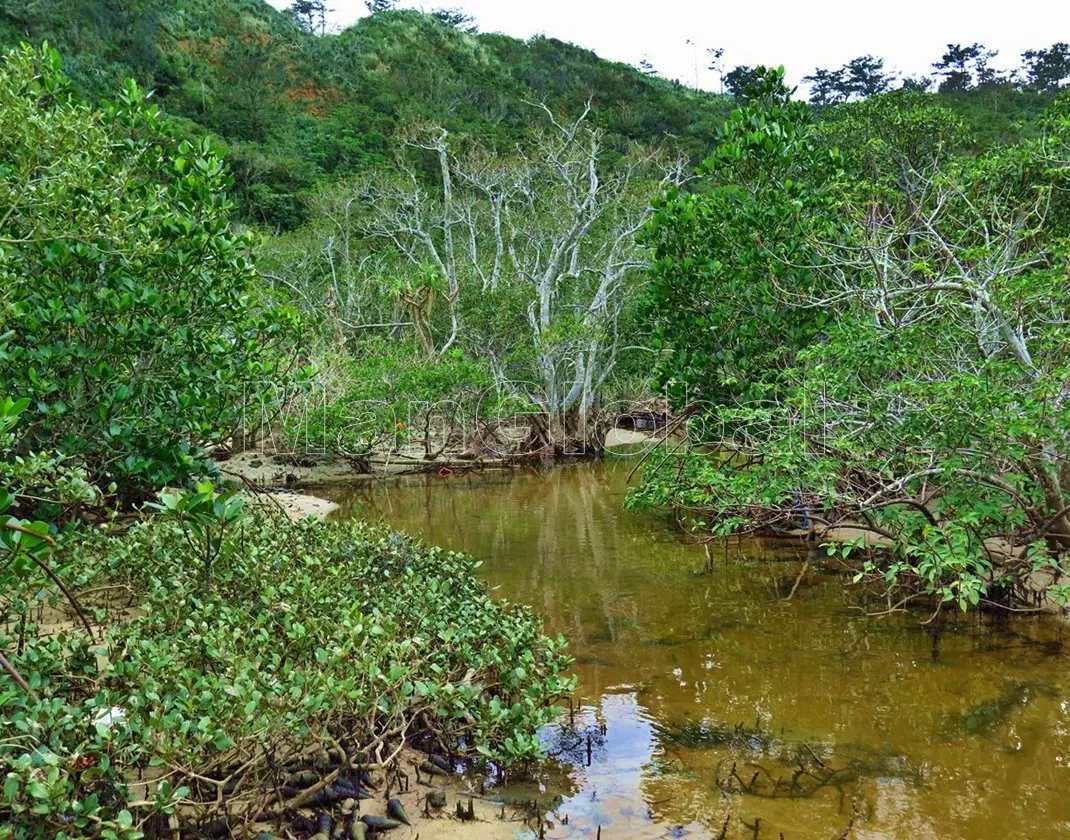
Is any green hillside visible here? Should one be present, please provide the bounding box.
[0,0,731,228]
[1,1,1057,229]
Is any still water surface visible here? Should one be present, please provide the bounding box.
[327,461,1070,840]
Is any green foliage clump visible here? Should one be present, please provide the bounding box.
[0,3,731,229]
[0,45,302,499]
[1,486,572,834]
[929,84,1054,149]
[641,67,840,408]
[812,91,970,178]
[285,340,495,459]
[0,397,98,525]
[636,80,1070,615]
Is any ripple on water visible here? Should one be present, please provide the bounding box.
[326,462,1070,840]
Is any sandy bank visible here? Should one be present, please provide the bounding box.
[265,488,340,521]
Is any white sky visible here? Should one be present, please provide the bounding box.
[267,0,1069,91]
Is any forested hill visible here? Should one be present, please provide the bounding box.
[1,1,1058,231]
[0,0,730,228]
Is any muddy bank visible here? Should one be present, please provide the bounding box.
[241,749,533,840]
[222,449,362,487]
[268,488,339,521]
[222,428,664,491]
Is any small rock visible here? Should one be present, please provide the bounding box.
[430,755,452,774]
[387,798,411,826]
[418,760,448,777]
[283,769,320,789]
[360,815,402,832]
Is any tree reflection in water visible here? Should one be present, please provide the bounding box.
[328,462,1070,839]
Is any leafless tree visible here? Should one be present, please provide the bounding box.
[350,104,685,415]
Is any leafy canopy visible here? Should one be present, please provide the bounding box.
[0,44,303,499]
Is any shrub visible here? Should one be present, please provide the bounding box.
[284,339,494,460]
[0,44,303,500]
[0,494,572,835]
[633,89,1070,615]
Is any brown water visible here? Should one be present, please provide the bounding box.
[326,461,1070,840]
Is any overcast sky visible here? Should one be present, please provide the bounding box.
[266,0,1068,91]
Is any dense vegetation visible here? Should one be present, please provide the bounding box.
[0,0,729,230]
[1,478,570,835]
[2,2,1064,460]
[262,104,684,456]
[634,68,1070,616]
[0,3,736,460]
[0,45,303,498]
[793,43,1065,148]
[0,40,571,837]
[2,1,1070,834]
